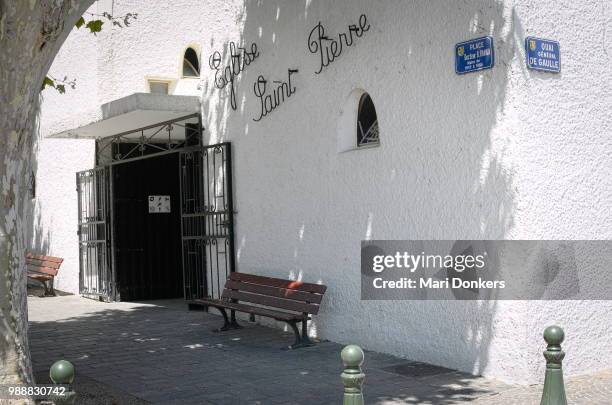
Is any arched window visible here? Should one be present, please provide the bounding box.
[356,93,379,147]
[183,47,200,77]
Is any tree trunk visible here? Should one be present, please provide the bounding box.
[0,0,94,387]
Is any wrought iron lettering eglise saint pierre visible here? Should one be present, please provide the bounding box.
[308,14,371,74]
[209,41,260,111]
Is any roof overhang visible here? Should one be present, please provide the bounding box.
[48,93,201,139]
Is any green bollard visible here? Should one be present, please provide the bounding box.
[540,326,568,405]
[341,345,365,405]
[49,360,77,405]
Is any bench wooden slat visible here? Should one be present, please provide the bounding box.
[193,298,307,322]
[229,272,327,294]
[26,258,62,269]
[26,253,63,264]
[28,273,54,281]
[222,289,320,314]
[27,265,59,276]
[224,279,323,304]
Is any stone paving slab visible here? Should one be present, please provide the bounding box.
[28,295,611,404]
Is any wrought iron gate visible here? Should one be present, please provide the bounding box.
[76,167,114,301]
[180,142,235,300]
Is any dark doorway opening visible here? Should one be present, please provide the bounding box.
[112,151,183,301]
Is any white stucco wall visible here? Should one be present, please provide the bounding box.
[35,4,98,294]
[36,0,612,384]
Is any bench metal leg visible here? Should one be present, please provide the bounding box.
[286,320,315,350]
[40,280,56,297]
[213,307,243,332]
[301,319,313,346]
[47,281,56,297]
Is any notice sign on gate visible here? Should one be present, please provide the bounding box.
[525,37,560,73]
[148,195,171,213]
[455,36,494,74]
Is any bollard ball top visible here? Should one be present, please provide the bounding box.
[341,345,364,367]
[50,360,75,384]
[543,325,565,346]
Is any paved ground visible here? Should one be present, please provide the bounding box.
[28,294,611,405]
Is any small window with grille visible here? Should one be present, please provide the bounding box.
[356,93,379,147]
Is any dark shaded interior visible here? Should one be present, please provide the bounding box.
[112,151,183,300]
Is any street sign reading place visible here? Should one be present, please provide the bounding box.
[455,36,494,74]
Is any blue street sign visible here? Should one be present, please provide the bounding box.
[455,36,494,75]
[525,37,560,73]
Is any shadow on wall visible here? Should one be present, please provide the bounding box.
[27,108,53,292]
[201,0,522,378]
[30,208,52,259]
[28,209,53,293]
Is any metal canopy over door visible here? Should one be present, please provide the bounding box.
[77,167,114,301]
[180,142,235,300]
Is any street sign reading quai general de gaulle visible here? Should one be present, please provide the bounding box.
[525,36,560,73]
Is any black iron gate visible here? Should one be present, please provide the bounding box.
[76,167,114,301]
[77,117,234,302]
[180,142,235,300]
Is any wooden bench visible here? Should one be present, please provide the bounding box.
[26,253,63,296]
[191,272,327,349]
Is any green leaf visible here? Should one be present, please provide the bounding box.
[42,76,55,90]
[55,84,66,94]
[75,17,85,29]
[86,20,104,35]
